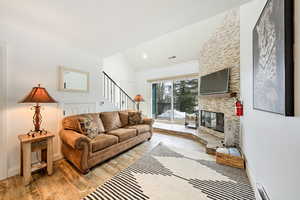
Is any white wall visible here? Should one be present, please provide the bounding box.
[136,60,199,116]
[0,23,115,178]
[102,53,137,98]
[240,1,300,199]
[0,42,8,180]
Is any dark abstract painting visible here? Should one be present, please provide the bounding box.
[253,0,294,116]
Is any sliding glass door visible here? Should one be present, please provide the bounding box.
[173,79,198,123]
[152,81,173,120]
[152,78,198,124]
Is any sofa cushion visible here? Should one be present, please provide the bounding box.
[100,111,122,132]
[128,111,143,125]
[107,128,137,142]
[91,134,119,153]
[126,124,151,134]
[119,111,129,127]
[62,113,105,135]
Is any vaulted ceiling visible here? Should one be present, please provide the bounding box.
[123,12,226,70]
[0,0,250,57]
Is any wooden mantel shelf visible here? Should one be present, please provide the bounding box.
[199,92,237,99]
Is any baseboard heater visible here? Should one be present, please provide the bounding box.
[257,183,270,200]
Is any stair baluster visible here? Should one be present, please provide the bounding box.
[102,71,135,110]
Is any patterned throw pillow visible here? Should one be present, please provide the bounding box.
[79,117,100,139]
[128,112,143,125]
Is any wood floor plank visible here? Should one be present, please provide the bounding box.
[0,179,8,200]
[0,133,205,200]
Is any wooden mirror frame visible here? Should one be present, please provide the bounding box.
[58,66,90,93]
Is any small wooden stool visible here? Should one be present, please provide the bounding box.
[18,132,55,185]
[216,147,245,169]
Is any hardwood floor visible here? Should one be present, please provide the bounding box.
[0,132,205,200]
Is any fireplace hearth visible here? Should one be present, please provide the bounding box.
[200,110,224,133]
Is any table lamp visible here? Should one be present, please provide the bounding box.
[134,94,144,111]
[19,84,57,136]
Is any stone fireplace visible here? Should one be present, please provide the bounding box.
[197,9,240,147]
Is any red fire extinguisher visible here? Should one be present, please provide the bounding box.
[235,99,243,116]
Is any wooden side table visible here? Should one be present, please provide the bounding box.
[18,133,55,185]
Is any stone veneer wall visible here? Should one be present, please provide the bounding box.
[198,9,240,145]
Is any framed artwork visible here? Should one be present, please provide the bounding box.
[253,0,294,116]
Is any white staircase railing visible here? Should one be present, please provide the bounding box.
[102,71,136,110]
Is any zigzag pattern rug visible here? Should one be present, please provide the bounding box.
[84,143,255,200]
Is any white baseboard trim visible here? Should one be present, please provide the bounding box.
[54,153,63,161]
[245,159,260,200]
[0,172,7,181]
[7,153,64,178]
[239,146,260,200]
[7,166,19,178]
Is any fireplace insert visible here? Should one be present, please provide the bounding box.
[200,110,224,133]
[185,111,199,129]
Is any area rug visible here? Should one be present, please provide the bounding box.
[84,143,255,200]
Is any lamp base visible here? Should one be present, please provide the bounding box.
[27,129,48,137]
[32,104,42,132]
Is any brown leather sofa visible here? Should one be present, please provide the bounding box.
[59,111,154,173]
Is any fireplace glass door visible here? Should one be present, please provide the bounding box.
[200,110,224,133]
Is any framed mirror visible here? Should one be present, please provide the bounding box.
[59,66,89,92]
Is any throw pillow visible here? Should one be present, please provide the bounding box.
[128,111,143,125]
[119,111,129,127]
[87,113,105,133]
[79,117,100,139]
[63,113,105,134]
[100,111,122,131]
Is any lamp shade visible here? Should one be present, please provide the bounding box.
[134,94,144,102]
[19,84,57,103]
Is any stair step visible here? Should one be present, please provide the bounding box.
[197,133,223,154]
[153,125,223,155]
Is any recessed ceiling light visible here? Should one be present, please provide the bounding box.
[168,56,176,60]
[142,53,148,59]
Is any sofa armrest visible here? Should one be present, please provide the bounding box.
[143,118,154,126]
[60,130,90,150]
